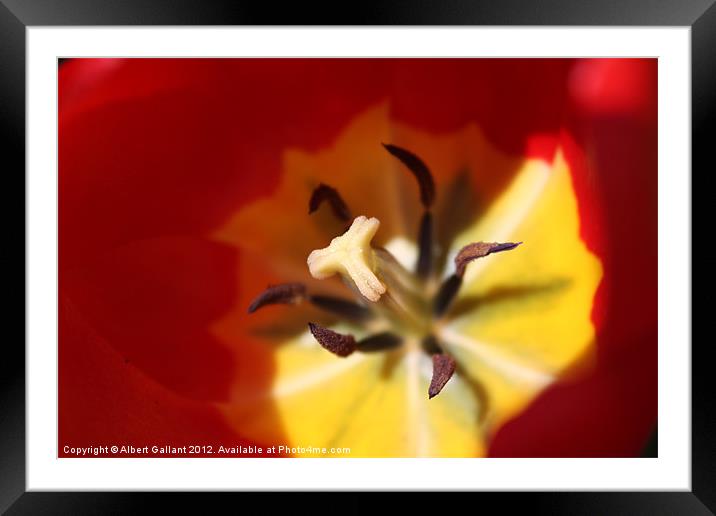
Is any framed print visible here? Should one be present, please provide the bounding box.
[3,0,707,512]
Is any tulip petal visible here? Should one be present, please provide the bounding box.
[441,149,602,431]
[213,104,414,268]
[59,59,652,459]
[221,336,486,457]
[213,103,599,456]
[59,294,265,454]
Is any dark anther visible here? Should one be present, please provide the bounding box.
[247,283,307,314]
[433,242,521,316]
[429,354,457,399]
[308,295,373,322]
[309,183,351,222]
[454,241,522,278]
[356,332,402,353]
[382,143,436,208]
[433,274,463,317]
[308,322,357,357]
[416,211,434,278]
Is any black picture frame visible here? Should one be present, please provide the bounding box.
[2,1,706,513]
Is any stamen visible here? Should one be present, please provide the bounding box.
[247,283,307,313]
[308,322,357,357]
[428,353,457,399]
[308,295,372,322]
[382,143,435,208]
[247,283,374,323]
[433,242,521,316]
[432,274,463,317]
[454,241,522,278]
[309,183,351,222]
[356,332,402,353]
[307,215,386,302]
[416,211,434,278]
[382,144,436,279]
[421,334,443,355]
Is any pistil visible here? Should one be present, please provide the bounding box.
[307,215,430,335]
[307,216,386,302]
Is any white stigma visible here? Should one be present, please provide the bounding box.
[307,216,386,302]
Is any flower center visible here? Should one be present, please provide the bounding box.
[247,143,520,398]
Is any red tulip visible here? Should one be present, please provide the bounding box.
[59,58,656,457]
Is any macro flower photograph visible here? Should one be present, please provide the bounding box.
[58,58,657,458]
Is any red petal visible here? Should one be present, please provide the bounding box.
[389,58,573,160]
[59,294,271,456]
[62,236,242,401]
[59,58,657,457]
[490,61,657,456]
